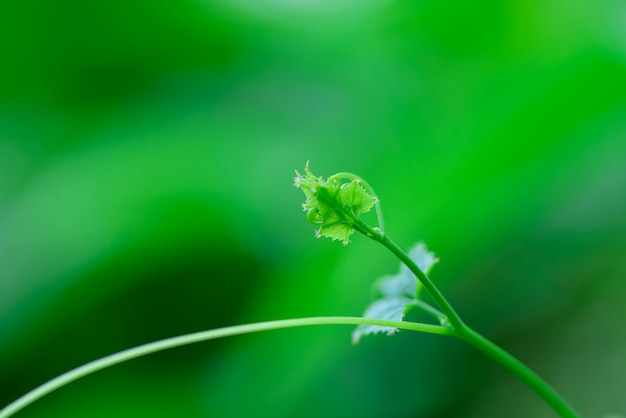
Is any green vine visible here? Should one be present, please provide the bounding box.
[0,162,582,418]
[294,162,581,418]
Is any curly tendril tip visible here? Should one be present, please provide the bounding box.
[294,162,378,245]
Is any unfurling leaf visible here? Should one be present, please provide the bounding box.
[352,243,438,343]
[294,162,377,245]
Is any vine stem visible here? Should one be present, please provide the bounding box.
[457,327,581,418]
[0,317,451,418]
[354,217,581,418]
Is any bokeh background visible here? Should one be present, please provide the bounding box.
[1,0,625,417]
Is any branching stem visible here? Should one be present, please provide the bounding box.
[2,166,582,418]
[353,217,581,418]
[410,300,448,325]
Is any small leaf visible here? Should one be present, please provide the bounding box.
[316,211,354,244]
[351,297,414,343]
[374,273,416,299]
[353,242,438,342]
[372,242,438,300]
[295,163,377,245]
[405,243,438,275]
[337,180,376,217]
[400,243,438,299]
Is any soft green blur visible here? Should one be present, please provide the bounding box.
[1,0,625,417]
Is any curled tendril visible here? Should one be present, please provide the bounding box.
[306,207,323,225]
[294,162,383,245]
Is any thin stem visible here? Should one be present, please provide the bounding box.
[409,300,449,325]
[457,327,581,418]
[354,218,465,330]
[0,317,451,418]
[353,218,582,418]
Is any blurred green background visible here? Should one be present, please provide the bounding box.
[1,0,625,417]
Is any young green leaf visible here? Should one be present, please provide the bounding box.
[350,297,413,343]
[294,162,377,245]
[399,243,439,299]
[352,243,439,343]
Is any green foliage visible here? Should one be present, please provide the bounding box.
[294,162,377,245]
[352,243,439,343]
[2,0,625,415]
[0,162,587,418]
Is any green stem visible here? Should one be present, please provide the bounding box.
[0,317,451,418]
[354,218,465,330]
[353,218,581,418]
[457,327,580,418]
[408,300,448,325]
